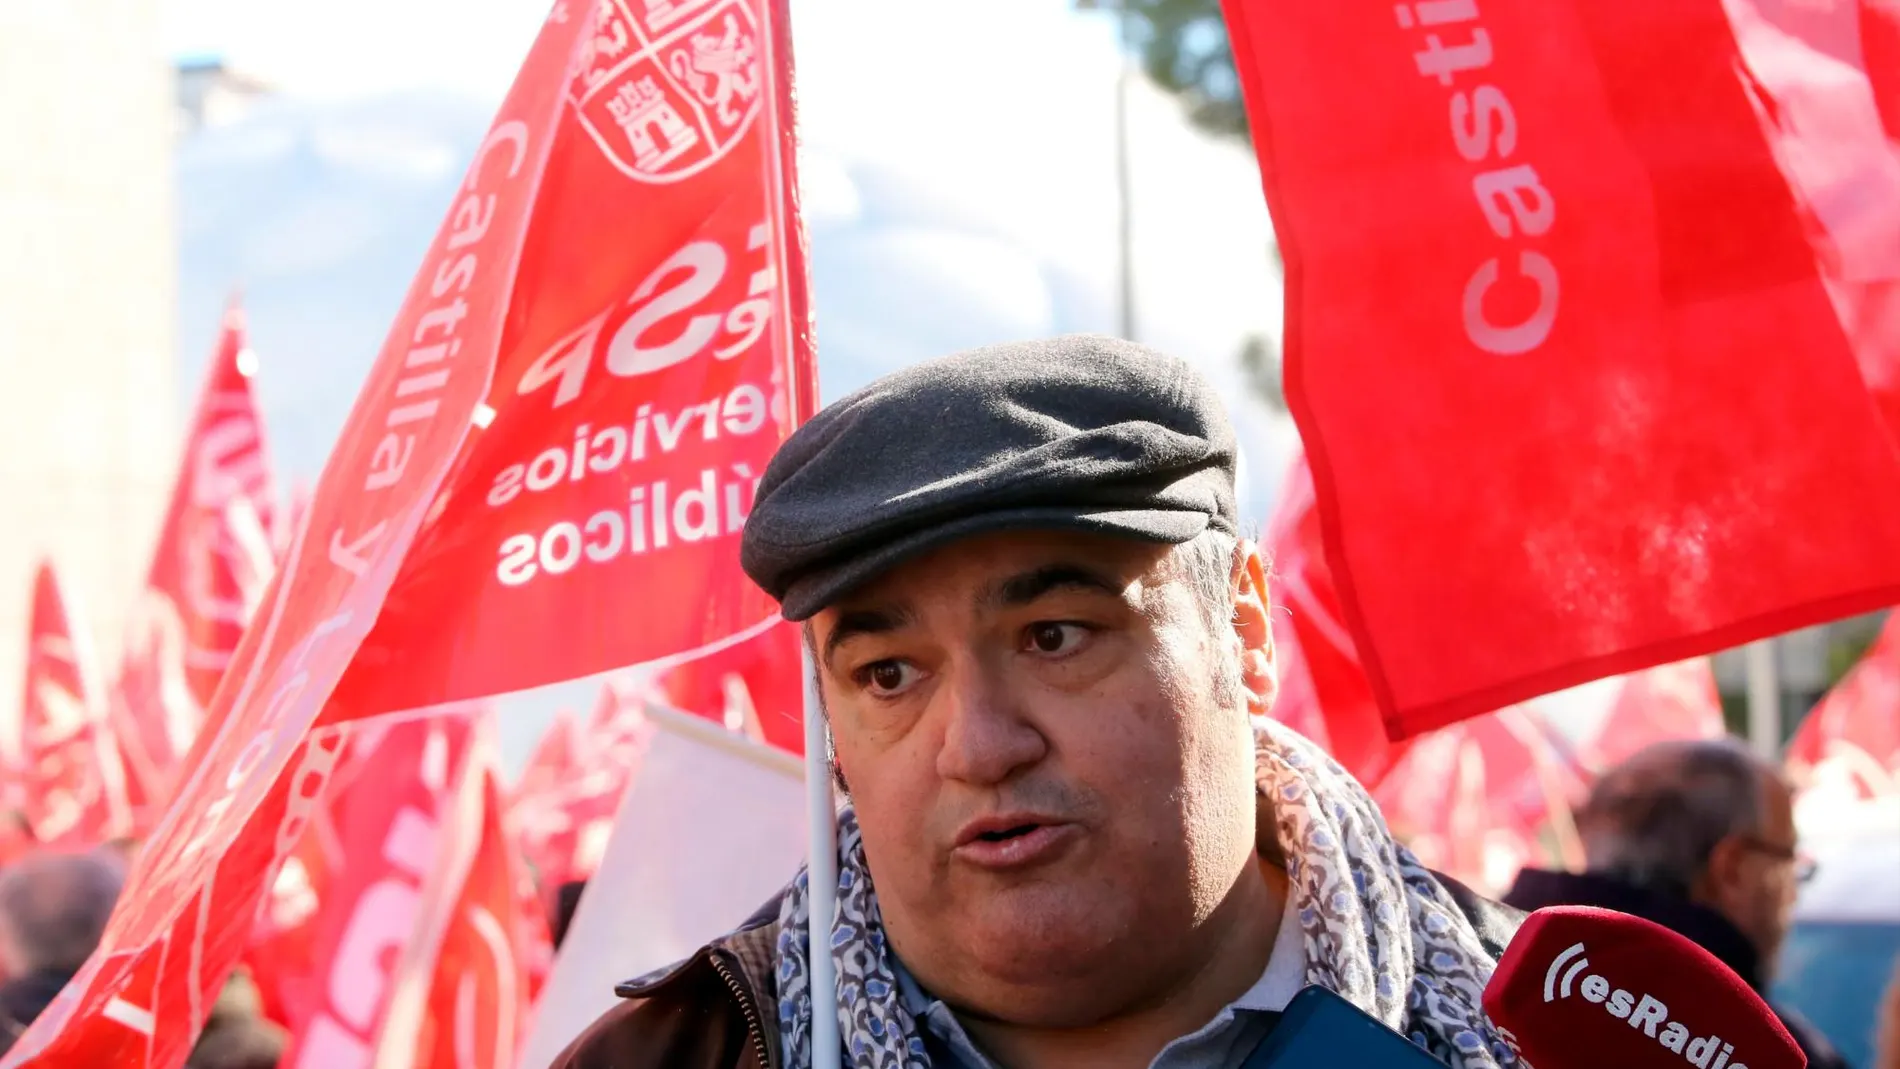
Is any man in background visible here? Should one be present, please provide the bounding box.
[0,849,125,1055]
[1505,738,1849,1069]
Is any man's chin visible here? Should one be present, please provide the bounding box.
[950,896,1140,989]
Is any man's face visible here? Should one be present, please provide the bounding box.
[811,530,1263,1026]
[1709,772,1803,970]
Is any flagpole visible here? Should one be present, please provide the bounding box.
[1744,638,1781,759]
[803,648,841,1067]
[1114,0,1138,341]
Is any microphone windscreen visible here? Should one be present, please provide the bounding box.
[1483,906,1804,1069]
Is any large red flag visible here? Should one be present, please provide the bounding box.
[1788,613,1900,800]
[1223,0,1900,738]
[0,5,808,1063]
[17,562,133,846]
[372,756,549,1069]
[112,301,280,815]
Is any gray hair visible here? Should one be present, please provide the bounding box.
[0,850,126,976]
[1170,529,1244,705]
[1577,737,1772,899]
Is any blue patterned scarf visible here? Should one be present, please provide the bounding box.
[772,717,1518,1068]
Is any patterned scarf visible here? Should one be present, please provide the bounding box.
[773,718,1518,1068]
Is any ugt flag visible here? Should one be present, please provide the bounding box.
[1224,0,1900,737]
[0,1,812,1065]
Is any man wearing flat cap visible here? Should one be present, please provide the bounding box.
[553,336,1524,1069]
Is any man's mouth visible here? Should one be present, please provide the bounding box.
[974,823,1042,843]
[952,816,1079,870]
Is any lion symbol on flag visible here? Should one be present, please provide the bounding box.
[669,12,758,127]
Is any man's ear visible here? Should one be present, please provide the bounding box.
[1695,835,1747,905]
[1233,539,1278,716]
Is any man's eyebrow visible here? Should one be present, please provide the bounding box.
[821,604,916,669]
[989,564,1128,608]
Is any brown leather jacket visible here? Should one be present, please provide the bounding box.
[547,874,1524,1069]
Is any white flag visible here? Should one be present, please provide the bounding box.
[516,703,807,1067]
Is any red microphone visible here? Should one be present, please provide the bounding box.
[1483,906,1805,1069]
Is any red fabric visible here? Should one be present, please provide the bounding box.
[1787,613,1900,799]
[513,679,655,897]
[16,562,133,846]
[370,763,548,1069]
[655,620,804,754]
[1223,0,1900,739]
[0,5,806,1065]
[250,712,475,1048]
[1376,705,1585,893]
[1263,455,1408,786]
[1574,658,1724,774]
[512,709,578,804]
[110,300,280,820]
[326,0,817,722]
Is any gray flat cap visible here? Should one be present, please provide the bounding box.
[740,334,1238,620]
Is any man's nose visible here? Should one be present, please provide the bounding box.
[934,656,1048,786]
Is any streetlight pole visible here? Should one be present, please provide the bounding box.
[1114,1,1138,341]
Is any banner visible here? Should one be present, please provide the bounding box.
[1223,0,1900,738]
[112,301,280,814]
[325,0,816,720]
[371,754,549,1069]
[1262,456,1407,786]
[16,562,132,846]
[2,3,807,1064]
[514,704,806,1069]
[1788,612,1900,802]
[252,712,475,1053]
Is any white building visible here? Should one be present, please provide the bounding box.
[0,0,178,713]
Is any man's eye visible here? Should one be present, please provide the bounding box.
[1024,622,1089,656]
[856,660,919,696]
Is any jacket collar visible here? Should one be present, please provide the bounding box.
[1502,868,1765,989]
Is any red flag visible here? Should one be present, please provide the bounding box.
[512,709,578,803]
[273,713,477,1069]
[513,679,655,896]
[1223,0,1900,739]
[247,712,476,1043]
[0,4,807,1065]
[17,562,133,846]
[654,619,803,753]
[111,300,280,815]
[372,757,549,1069]
[325,0,817,721]
[1572,658,1724,774]
[1788,613,1900,800]
[1263,455,1408,786]
[1376,704,1586,893]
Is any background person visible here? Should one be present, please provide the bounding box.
[1505,738,1849,1069]
[0,849,126,1055]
